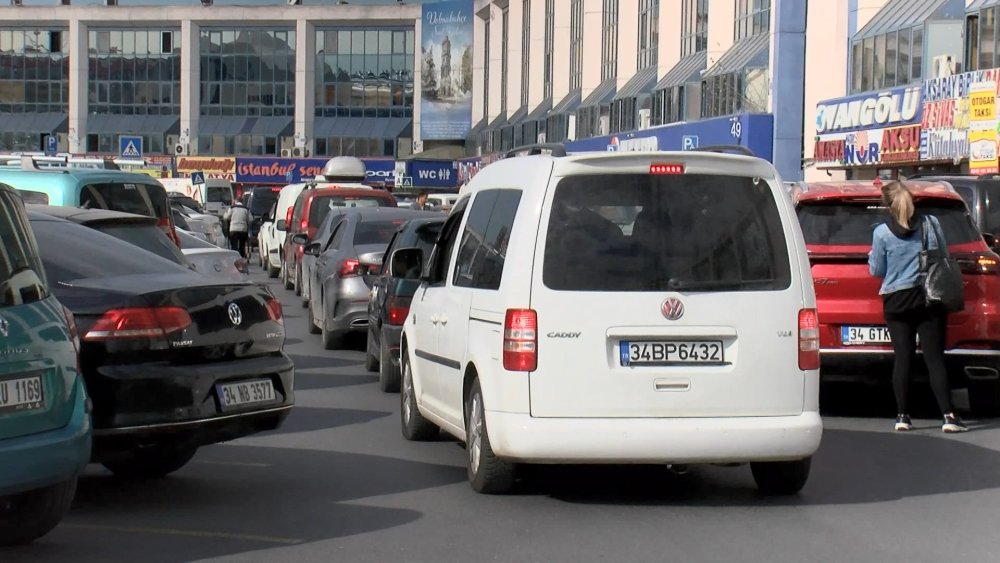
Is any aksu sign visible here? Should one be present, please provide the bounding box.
[815,87,922,135]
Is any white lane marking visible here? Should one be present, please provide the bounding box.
[193,460,272,468]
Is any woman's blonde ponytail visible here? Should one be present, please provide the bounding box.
[881,180,915,230]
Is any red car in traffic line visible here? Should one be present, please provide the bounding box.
[792,180,1000,415]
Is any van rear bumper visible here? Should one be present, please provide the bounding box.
[485,411,822,464]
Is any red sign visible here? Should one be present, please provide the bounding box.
[880,125,922,164]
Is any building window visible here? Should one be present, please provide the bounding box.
[681,0,708,57]
[967,14,981,71]
[981,7,996,71]
[484,17,491,113]
[501,7,509,113]
[199,28,296,118]
[735,0,771,41]
[0,28,69,115]
[521,0,531,107]
[601,0,619,81]
[544,0,554,99]
[313,137,393,158]
[569,0,584,91]
[701,68,768,119]
[315,28,414,119]
[88,29,180,117]
[911,26,923,82]
[638,0,659,69]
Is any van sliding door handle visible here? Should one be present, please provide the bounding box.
[430,314,440,325]
[439,316,448,326]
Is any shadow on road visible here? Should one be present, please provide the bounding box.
[261,406,391,435]
[11,445,464,563]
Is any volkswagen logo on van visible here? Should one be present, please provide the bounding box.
[661,298,685,321]
[227,303,243,326]
[0,315,8,337]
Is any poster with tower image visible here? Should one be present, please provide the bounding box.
[420,0,474,140]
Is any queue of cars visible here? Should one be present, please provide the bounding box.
[0,158,294,545]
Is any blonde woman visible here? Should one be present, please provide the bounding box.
[868,180,967,433]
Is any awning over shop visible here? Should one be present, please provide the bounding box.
[703,33,770,79]
[551,90,582,115]
[198,116,293,137]
[484,112,508,132]
[506,105,529,126]
[579,78,617,109]
[526,98,552,121]
[969,0,1000,10]
[313,117,412,140]
[86,114,180,135]
[465,116,488,145]
[0,112,67,133]
[614,66,658,101]
[654,51,708,91]
[856,0,962,39]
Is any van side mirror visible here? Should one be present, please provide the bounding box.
[390,248,424,280]
[276,219,287,232]
[303,242,322,256]
[291,233,309,245]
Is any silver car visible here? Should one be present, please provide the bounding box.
[173,203,226,247]
[177,230,250,282]
[304,208,431,349]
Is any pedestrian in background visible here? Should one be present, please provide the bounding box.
[413,190,430,211]
[224,199,251,259]
[869,180,968,433]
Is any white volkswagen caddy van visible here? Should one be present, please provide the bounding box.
[393,147,822,495]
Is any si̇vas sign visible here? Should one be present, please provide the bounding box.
[815,87,922,135]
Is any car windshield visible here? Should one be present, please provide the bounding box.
[207,186,232,204]
[80,181,170,220]
[542,173,791,292]
[354,220,405,246]
[32,221,191,283]
[797,200,980,246]
[310,195,388,227]
[89,224,190,266]
[0,191,48,305]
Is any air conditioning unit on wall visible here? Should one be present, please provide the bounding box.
[292,147,310,157]
[932,55,957,78]
[280,148,292,157]
[638,109,651,130]
[173,143,188,156]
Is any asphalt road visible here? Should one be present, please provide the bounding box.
[6,266,1000,563]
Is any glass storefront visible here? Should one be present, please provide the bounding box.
[0,27,69,151]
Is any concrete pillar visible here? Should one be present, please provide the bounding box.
[617,0,639,88]
[803,0,851,181]
[472,12,486,124]
[179,20,200,155]
[706,0,736,68]
[581,0,604,96]
[507,0,524,110]
[295,19,315,154]
[658,0,682,79]
[528,0,545,107]
[413,13,423,151]
[853,0,892,34]
[487,4,503,120]
[552,0,571,100]
[770,0,808,181]
[67,19,87,154]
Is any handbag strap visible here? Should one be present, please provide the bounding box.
[921,215,930,252]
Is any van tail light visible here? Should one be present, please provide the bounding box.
[157,217,181,247]
[503,308,537,372]
[339,258,362,278]
[798,308,820,371]
[387,296,412,326]
[265,298,284,325]
[83,307,192,341]
[650,163,685,175]
[956,252,1000,275]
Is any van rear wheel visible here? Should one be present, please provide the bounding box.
[465,379,515,494]
[751,458,811,495]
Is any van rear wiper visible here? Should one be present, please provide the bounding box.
[666,278,776,291]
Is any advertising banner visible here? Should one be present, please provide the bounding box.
[916,69,1000,162]
[176,157,236,181]
[408,160,459,189]
[815,86,922,135]
[813,86,923,168]
[969,81,999,174]
[235,157,399,185]
[420,0,474,140]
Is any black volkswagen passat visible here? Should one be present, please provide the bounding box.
[27,211,294,478]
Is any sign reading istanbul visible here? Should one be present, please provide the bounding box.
[815,86,922,135]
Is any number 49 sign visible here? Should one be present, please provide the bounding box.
[729,116,743,140]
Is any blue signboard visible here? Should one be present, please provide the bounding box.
[815,86,922,135]
[45,135,57,156]
[566,113,774,164]
[234,157,399,185]
[120,135,143,158]
[408,160,459,188]
[191,171,206,185]
[420,0,474,140]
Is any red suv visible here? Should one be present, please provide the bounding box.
[793,180,1000,415]
[280,186,396,296]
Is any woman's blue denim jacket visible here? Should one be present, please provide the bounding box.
[869,215,944,295]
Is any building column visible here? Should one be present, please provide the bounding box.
[487,3,503,121]
[67,19,87,154]
[179,20,200,156]
[804,0,850,181]
[413,13,424,153]
[551,0,571,100]
[507,0,524,110]
[528,0,545,108]
[472,10,487,124]
[581,0,604,96]
[658,0,682,79]
[706,0,736,68]
[616,0,639,89]
[770,0,808,181]
[295,19,315,155]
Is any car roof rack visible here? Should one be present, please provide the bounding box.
[692,145,756,157]
[505,143,567,158]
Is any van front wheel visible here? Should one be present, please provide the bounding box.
[750,458,811,495]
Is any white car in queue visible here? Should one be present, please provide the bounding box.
[392,145,822,495]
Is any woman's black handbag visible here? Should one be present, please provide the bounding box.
[920,216,965,312]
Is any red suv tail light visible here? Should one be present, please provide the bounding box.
[387,296,411,326]
[798,308,820,370]
[503,309,537,371]
[339,258,362,277]
[265,298,284,325]
[956,252,1000,275]
[84,307,192,341]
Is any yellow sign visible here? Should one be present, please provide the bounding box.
[970,90,996,121]
[969,82,999,175]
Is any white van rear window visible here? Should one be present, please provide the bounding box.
[542,174,792,292]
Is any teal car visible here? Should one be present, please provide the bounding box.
[0,163,179,246]
[0,183,91,546]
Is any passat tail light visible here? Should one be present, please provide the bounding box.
[798,308,820,371]
[84,307,192,341]
[387,296,412,326]
[503,309,537,372]
[650,163,684,175]
[956,252,1000,275]
[265,298,284,325]
[157,217,181,247]
[339,258,362,277]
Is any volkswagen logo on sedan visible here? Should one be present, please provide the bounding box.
[227,303,243,326]
[661,298,685,321]
[0,315,8,337]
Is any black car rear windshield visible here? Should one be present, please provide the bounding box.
[543,174,791,292]
[310,195,388,227]
[355,220,406,246]
[80,181,169,220]
[0,191,48,305]
[91,224,189,266]
[797,201,980,245]
[31,221,191,283]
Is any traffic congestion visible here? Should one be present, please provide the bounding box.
[2,149,1000,558]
